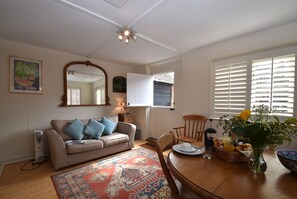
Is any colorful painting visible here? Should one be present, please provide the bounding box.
[10,56,42,94]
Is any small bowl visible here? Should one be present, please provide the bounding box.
[276,149,297,175]
[180,143,192,150]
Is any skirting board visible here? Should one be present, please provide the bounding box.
[0,155,34,177]
[146,137,157,146]
[0,161,5,176]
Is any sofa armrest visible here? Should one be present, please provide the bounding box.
[46,129,68,169]
[117,122,136,148]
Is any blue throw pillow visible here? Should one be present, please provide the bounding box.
[63,119,85,140]
[100,117,116,135]
[83,119,105,139]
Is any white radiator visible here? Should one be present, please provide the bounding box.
[33,130,44,163]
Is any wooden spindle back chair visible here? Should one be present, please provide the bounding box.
[173,115,207,143]
[155,132,201,199]
[155,132,179,198]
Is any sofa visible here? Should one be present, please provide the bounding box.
[46,116,136,169]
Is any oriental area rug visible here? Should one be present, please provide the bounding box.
[51,148,172,199]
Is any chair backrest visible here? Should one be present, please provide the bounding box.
[155,132,179,199]
[182,115,207,141]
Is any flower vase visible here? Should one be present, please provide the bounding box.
[248,145,267,174]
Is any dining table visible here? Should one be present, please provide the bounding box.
[167,144,297,199]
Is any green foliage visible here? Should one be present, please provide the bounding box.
[14,60,37,78]
[217,105,297,147]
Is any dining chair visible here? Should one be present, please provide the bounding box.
[155,132,199,199]
[173,115,207,144]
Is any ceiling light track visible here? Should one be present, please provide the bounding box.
[55,0,181,54]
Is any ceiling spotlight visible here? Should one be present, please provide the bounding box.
[124,29,130,36]
[118,26,136,44]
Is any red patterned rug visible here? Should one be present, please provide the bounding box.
[51,148,172,199]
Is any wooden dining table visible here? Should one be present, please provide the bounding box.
[167,145,297,199]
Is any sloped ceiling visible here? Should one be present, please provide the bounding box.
[1,0,297,66]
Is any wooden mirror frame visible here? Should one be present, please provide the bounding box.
[60,60,110,106]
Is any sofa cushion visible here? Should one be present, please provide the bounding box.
[100,117,117,135]
[66,139,104,154]
[99,132,129,147]
[83,119,105,139]
[105,115,119,125]
[51,119,89,141]
[63,119,85,140]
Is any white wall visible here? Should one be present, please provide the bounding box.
[148,58,183,138]
[146,21,297,149]
[0,39,137,164]
[127,58,184,139]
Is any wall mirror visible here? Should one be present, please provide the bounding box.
[60,61,110,106]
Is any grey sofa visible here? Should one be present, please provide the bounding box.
[46,116,136,169]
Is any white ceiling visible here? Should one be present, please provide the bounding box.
[1,0,297,66]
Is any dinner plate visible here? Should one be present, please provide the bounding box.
[173,144,204,155]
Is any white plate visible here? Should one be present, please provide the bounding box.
[173,144,205,155]
[177,145,196,152]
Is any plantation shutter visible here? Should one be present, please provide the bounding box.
[251,54,295,116]
[214,61,247,114]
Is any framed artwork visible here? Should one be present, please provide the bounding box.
[113,76,126,93]
[9,56,42,94]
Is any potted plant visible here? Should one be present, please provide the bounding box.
[218,105,297,174]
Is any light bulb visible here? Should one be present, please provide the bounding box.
[125,38,129,43]
[118,34,123,40]
[124,29,130,36]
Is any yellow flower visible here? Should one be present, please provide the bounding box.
[239,109,251,121]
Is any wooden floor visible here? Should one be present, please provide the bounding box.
[0,140,152,199]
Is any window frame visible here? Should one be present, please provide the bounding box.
[152,71,175,108]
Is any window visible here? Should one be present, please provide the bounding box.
[67,87,81,105]
[96,86,105,104]
[153,72,174,107]
[96,88,102,104]
[126,72,174,108]
[211,46,296,117]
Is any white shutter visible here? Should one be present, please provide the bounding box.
[127,73,153,107]
[214,62,247,114]
[251,54,295,117]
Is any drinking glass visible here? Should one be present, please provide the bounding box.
[203,146,213,159]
